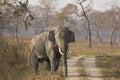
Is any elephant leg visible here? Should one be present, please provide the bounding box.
[55,55,61,71]
[31,55,39,75]
[45,58,51,71]
[49,51,55,72]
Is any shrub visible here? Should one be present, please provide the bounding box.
[0,36,28,80]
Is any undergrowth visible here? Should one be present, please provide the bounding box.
[1,36,120,80]
[0,36,29,80]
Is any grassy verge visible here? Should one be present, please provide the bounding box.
[69,39,120,56]
[95,55,120,79]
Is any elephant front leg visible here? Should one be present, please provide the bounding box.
[55,54,61,71]
[31,55,39,75]
[49,51,55,72]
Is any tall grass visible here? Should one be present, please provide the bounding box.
[0,35,29,80]
[69,38,120,56]
[0,35,64,80]
[1,36,120,80]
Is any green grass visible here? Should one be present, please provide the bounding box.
[96,55,120,78]
[79,51,102,56]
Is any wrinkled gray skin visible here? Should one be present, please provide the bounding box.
[27,26,75,77]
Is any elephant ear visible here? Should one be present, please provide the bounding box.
[48,30,55,42]
[68,30,75,43]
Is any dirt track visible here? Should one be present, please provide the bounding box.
[29,55,119,80]
[66,56,103,80]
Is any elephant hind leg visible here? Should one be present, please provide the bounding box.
[31,55,39,75]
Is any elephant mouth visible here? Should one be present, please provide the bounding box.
[59,48,64,55]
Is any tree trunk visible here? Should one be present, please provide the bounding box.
[109,31,114,48]
[117,32,120,45]
[96,29,102,43]
[79,2,92,48]
[15,26,19,44]
[87,25,92,48]
[15,18,19,44]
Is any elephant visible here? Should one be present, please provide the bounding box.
[27,26,75,77]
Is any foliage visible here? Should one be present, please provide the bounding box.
[55,4,77,26]
[37,0,57,27]
[0,0,33,33]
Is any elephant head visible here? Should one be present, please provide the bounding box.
[48,26,75,76]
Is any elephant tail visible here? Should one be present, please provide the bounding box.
[26,52,31,66]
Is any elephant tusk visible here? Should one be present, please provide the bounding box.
[59,48,64,55]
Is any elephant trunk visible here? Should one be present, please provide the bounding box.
[58,42,68,77]
[63,52,68,76]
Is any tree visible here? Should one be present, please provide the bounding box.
[0,0,14,33]
[111,7,120,45]
[55,4,77,26]
[28,5,47,34]
[89,11,104,43]
[0,0,33,44]
[102,6,120,47]
[75,0,92,48]
[12,0,31,43]
[38,0,57,27]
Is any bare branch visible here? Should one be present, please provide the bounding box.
[68,11,83,17]
[76,0,86,5]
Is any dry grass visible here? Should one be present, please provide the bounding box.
[1,35,120,80]
[69,38,120,56]
[0,35,29,80]
[0,35,65,80]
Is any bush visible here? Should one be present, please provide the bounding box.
[0,36,28,80]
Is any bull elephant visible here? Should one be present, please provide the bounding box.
[27,26,75,77]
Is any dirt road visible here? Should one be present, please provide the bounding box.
[66,56,103,80]
[28,55,119,80]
